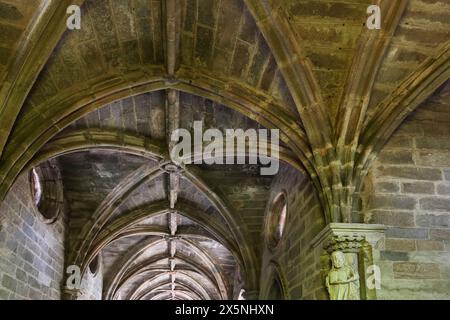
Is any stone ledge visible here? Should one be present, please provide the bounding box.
[311,223,387,249]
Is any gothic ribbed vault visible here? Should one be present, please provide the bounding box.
[0,0,448,300]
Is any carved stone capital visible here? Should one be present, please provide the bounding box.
[311,223,386,251]
[312,223,386,300]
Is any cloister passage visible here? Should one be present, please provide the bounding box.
[0,0,449,300]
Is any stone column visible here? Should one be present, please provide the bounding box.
[311,223,386,300]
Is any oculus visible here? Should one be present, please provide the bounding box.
[29,159,64,224]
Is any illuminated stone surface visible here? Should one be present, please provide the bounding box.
[0,0,449,300]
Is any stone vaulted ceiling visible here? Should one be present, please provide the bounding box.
[0,0,449,300]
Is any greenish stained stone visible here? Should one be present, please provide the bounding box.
[216,0,243,50]
[195,26,214,67]
[381,251,409,261]
[123,40,140,66]
[289,1,365,19]
[0,3,23,21]
[378,167,442,181]
[247,37,270,86]
[79,41,105,78]
[385,238,416,251]
[181,33,194,65]
[379,150,414,165]
[151,1,164,64]
[239,9,257,44]
[137,18,154,64]
[184,0,196,32]
[260,57,277,91]
[0,46,11,65]
[0,24,22,47]
[198,0,217,27]
[1,0,450,302]
[87,0,119,52]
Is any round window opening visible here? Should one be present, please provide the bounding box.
[30,168,43,207]
[266,193,287,249]
[89,255,100,276]
[29,160,64,224]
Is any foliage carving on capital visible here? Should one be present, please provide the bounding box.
[323,234,367,253]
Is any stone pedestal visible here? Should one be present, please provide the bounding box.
[311,223,386,300]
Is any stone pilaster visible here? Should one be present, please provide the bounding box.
[311,223,386,300]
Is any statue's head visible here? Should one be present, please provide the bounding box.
[331,251,346,269]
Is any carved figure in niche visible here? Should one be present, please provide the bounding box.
[325,251,360,300]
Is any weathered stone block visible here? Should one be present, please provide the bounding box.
[0,289,10,300]
[216,0,243,50]
[416,150,450,167]
[377,167,442,181]
[195,26,214,67]
[290,1,364,19]
[247,37,269,86]
[260,57,277,91]
[416,214,450,228]
[371,195,417,210]
[1,274,17,292]
[416,240,445,251]
[22,249,34,264]
[289,285,302,299]
[402,182,435,194]
[416,137,450,150]
[314,288,328,300]
[385,136,412,148]
[239,9,257,44]
[372,210,415,227]
[393,262,440,279]
[444,170,450,181]
[198,0,217,27]
[420,198,450,211]
[231,42,250,78]
[385,238,416,252]
[379,150,414,165]
[28,288,42,300]
[386,227,428,239]
[430,229,450,241]
[15,268,27,282]
[374,181,400,193]
[0,46,11,66]
[437,183,450,195]
[381,251,409,261]
[0,24,22,47]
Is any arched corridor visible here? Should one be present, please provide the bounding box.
[0,0,449,300]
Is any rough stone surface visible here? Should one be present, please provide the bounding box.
[0,175,65,300]
[0,0,449,301]
[364,84,450,299]
[259,163,326,300]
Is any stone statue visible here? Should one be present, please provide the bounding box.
[325,251,360,300]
